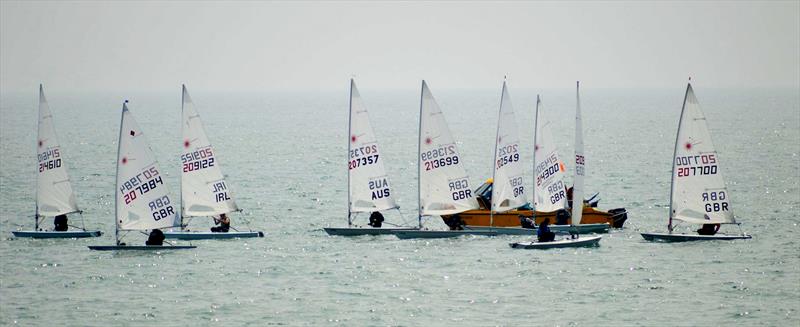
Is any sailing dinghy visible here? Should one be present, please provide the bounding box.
[88,101,195,250]
[562,81,610,234]
[508,82,604,248]
[164,85,263,240]
[641,82,751,242]
[392,81,494,239]
[465,93,608,235]
[509,235,602,249]
[324,79,416,236]
[12,85,102,239]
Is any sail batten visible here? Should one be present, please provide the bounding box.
[181,85,238,217]
[533,95,567,212]
[491,82,526,214]
[670,83,735,225]
[116,102,178,231]
[36,85,80,217]
[418,81,479,217]
[348,80,398,213]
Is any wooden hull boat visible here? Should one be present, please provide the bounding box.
[444,206,626,228]
[465,223,609,235]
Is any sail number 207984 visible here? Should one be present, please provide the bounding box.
[120,167,163,205]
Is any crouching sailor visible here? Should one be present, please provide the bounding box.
[53,214,68,231]
[211,213,231,233]
[537,218,555,242]
[368,211,384,228]
[146,229,165,246]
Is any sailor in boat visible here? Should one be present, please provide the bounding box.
[53,214,68,231]
[537,218,555,242]
[145,229,165,246]
[566,185,574,209]
[697,223,721,235]
[211,213,231,233]
[555,209,569,225]
[444,214,465,230]
[368,211,384,228]
[519,215,536,229]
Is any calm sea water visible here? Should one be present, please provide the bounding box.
[1,86,798,326]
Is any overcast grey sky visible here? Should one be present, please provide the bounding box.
[1,1,798,92]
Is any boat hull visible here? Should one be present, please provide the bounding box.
[551,223,609,234]
[163,231,264,240]
[443,206,627,228]
[12,230,102,238]
[465,223,609,235]
[88,245,197,251]
[324,227,417,236]
[509,235,602,249]
[641,232,752,242]
[465,226,536,235]
[394,230,497,239]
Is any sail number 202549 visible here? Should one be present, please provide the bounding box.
[496,144,520,169]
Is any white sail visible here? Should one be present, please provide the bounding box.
[571,82,585,225]
[532,95,567,212]
[491,81,526,213]
[36,85,80,217]
[348,79,397,213]
[180,85,238,217]
[670,83,735,225]
[418,81,479,216]
[116,101,178,230]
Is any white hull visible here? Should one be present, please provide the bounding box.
[394,230,497,239]
[88,245,196,251]
[163,231,264,240]
[641,232,752,242]
[509,235,602,249]
[12,230,102,238]
[324,227,417,236]
[465,223,609,235]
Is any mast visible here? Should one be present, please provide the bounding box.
[417,81,424,228]
[490,80,507,227]
[114,101,127,245]
[347,79,353,227]
[180,85,185,231]
[532,95,540,212]
[35,84,42,231]
[668,82,692,232]
[571,81,585,226]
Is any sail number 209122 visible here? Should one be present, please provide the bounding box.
[182,148,215,172]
